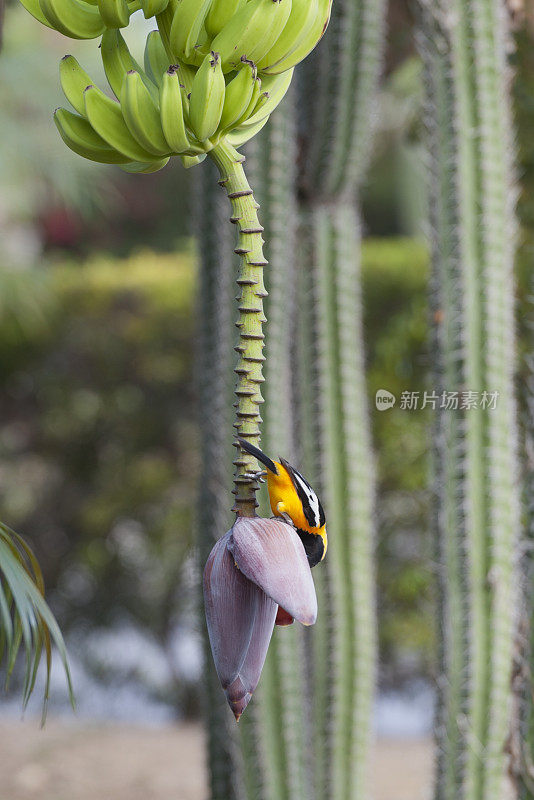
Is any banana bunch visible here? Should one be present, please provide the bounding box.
[54,29,294,172]
[167,0,332,75]
[19,0,169,39]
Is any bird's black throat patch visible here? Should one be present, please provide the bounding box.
[296,529,324,568]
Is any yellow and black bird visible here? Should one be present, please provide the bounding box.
[237,438,327,568]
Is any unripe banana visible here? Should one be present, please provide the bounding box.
[261,0,332,74]
[238,67,292,127]
[160,68,192,154]
[177,61,197,95]
[189,51,226,141]
[19,0,54,29]
[139,0,168,18]
[96,0,130,28]
[144,30,170,88]
[154,0,176,57]
[210,0,292,73]
[121,70,170,156]
[54,107,131,164]
[169,0,212,65]
[120,158,170,173]
[101,29,154,103]
[257,0,318,71]
[38,0,106,39]
[232,73,261,127]
[84,84,159,163]
[205,0,245,38]
[59,55,93,116]
[227,114,268,147]
[181,153,207,168]
[219,58,256,130]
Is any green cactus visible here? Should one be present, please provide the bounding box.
[419,3,519,800]
[245,93,312,800]
[298,206,377,800]
[516,338,534,799]
[297,1,386,798]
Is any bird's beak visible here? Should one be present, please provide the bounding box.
[203,517,318,720]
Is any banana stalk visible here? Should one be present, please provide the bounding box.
[208,140,268,518]
[297,1,385,798]
[419,3,520,800]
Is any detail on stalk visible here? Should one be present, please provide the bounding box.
[208,142,269,516]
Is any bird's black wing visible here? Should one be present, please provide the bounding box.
[279,458,326,528]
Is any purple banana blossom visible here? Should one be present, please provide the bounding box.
[203,516,317,720]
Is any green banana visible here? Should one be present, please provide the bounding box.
[226,113,268,146]
[38,0,106,39]
[210,0,293,72]
[54,107,131,164]
[219,59,256,130]
[160,68,192,153]
[121,70,170,155]
[139,0,168,18]
[155,0,177,58]
[169,0,212,64]
[59,55,93,116]
[257,0,318,71]
[84,84,159,163]
[180,153,207,168]
[101,29,154,103]
[19,0,54,29]
[232,73,261,127]
[189,51,226,141]
[238,67,293,127]
[177,61,197,95]
[120,158,170,173]
[96,0,130,28]
[262,0,332,74]
[144,30,170,88]
[205,0,245,38]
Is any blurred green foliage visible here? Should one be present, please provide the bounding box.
[0,249,198,696]
[0,238,431,686]
[362,238,432,677]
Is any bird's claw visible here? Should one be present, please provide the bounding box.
[242,470,266,483]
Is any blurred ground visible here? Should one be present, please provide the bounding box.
[0,719,434,800]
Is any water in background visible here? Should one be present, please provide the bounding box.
[1,624,434,737]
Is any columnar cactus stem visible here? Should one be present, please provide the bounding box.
[245,95,310,800]
[297,0,385,798]
[419,3,519,800]
[299,204,377,800]
[209,140,268,518]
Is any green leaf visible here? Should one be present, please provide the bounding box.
[0,522,74,724]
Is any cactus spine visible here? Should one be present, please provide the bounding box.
[298,0,386,798]
[419,3,519,800]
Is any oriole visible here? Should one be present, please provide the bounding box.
[237,438,327,567]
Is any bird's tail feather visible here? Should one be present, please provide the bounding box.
[237,437,278,474]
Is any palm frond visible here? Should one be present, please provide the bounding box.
[0,522,74,723]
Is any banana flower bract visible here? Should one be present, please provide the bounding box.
[203,516,317,719]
